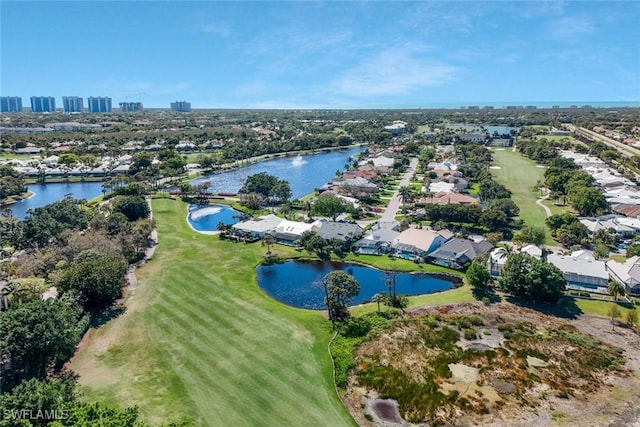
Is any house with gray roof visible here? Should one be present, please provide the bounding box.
[391,228,454,261]
[316,221,363,242]
[428,238,493,269]
[547,254,609,294]
[232,214,283,238]
[354,227,400,255]
[607,256,640,295]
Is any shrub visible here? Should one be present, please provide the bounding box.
[464,329,477,340]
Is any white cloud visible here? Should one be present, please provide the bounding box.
[331,46,460,97]
[194,21,231,37]
[548,16,595,41]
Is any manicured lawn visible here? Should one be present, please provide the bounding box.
[341,253,463,275]
[351,285,475,317]
[490,149,572,245]
[71,199,355,426]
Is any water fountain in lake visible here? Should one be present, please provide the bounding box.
[291,155,307,166]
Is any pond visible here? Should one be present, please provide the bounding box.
[256,260,456,310]
[9,182,104,219]
[187,204,241,232]
[190,146,364,199]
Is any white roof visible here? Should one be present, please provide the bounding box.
[371,156,395,167]
[547,254,608,280]
[429,182,455,193]
[521,244,543,258]
[607,256,640,286]
[274,219,317,236]
[570,249,595,261]
[233,214,283,234]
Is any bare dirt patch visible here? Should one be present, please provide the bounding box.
[344,302,640,426]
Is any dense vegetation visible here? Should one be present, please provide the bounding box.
[0,186,154,424]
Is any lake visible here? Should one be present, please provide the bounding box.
[256,260,456,310]
[190,146,364,199]
[9,182,104,219]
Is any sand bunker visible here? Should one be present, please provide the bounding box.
[449,363,479,383]
[489,166,501,169]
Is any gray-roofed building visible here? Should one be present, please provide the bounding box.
[547,254,609,294]
[428,238,493,269]
[392,228,454,261]
[232,214,283,238]
[607,256,640,295]
[354,227,400,255]
[316,222,363,242]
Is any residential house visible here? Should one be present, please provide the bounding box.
[428,238,493,269]
[420,192,478,205]
[428,181,455,193]
[607,256,640,295]
[270,219,322,245]
[354,226,400,255]
[391,228,453,261]
[333,177,378,195]
[316,221,364,242]
[547,254,609,294]
[488,247,509,277]
[521,244,543,259]
[232,214,283,238]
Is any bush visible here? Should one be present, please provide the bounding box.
[464,329,477,340]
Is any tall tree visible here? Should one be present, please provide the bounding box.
[500,253,566,303]
[0,297,84,387]
[323,271,360,323]
[466,262,491,289]
[56,255,128,309]
[311,194,352,221]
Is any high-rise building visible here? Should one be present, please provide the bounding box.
[30,96,56,112]
[0,96,23,112]
[87,97,112,113]
[171,101,191,112]
[63,96,83,113]
[119,102,143,112]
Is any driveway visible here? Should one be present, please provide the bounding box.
[380,157,418,222]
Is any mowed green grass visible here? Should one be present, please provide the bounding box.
[71,198,355,426]
[491,149,572,244]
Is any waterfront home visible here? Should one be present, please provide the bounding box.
[607,256,640,295]
[270,219,322,245]
[391,228,453,261]
[232,214,283,238]
[547,254,609,294]
[332,177,378,195]
[316,221,364,242]
[428,238,493,269]
[353,227,400,255]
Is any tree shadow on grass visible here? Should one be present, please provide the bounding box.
[505,295,583,319]
[90,304,127,328]
[472,287,501,304]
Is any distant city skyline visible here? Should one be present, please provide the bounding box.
[2,1,639,109]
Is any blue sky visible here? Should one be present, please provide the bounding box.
[2,1,639,108]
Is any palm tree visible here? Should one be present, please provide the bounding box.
[398,186,413,214]
[372,292,387,314]
[262,234,276,256]
[608,280,625,301]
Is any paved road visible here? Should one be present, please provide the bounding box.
[380,157,419,222]
[535,193,552,218]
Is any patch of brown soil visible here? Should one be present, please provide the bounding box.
[344,301,640,426]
